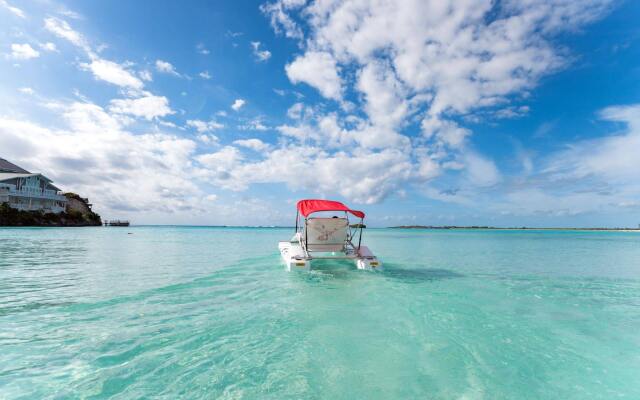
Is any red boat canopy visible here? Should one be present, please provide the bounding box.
[296,199,365,219]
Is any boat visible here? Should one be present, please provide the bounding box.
[278,199,382,271]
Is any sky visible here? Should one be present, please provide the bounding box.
[1,0,639,227]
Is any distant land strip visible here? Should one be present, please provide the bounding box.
[389,226,640,231]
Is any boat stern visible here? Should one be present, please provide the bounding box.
[355,246,383,271]
[278,241,310,271]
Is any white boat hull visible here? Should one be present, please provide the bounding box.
[278,241,382,271]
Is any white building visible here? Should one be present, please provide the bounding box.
[0,158,67,213]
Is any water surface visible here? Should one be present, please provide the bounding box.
[1,227,639,399]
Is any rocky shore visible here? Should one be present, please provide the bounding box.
[0,193,102,227]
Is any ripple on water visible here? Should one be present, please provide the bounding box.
[1,227,640,399]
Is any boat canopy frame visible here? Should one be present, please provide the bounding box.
[294,200,366,260]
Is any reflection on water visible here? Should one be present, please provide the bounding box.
[383,265,464,283]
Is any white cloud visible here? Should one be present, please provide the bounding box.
[44,17,149,93]
[231,99,246,111]
[255,0,615,205]
[251,41,272,62]
[260,0,305,40]
[199,70,211,80]
[286,102,304,119]
[285,51,341,100]
[197,145,412,204]
[44,17,88,51]
[18,87,34,95]
[186,119,224,132]
[454,103,640,218]
[2,0,623,222]
[1,0,25,18]
[239,118,268,131]
[109,94,174,120]
[233,138,271,152]
[463,151,502,187]
[139,70,153,81]
[196,43,210,55]
[421,117,471,149]
[544,104,640,184]
[155,59,180,76]
[10,43,40,60]
[493,105,530,119]
[197,146,244,176]
[0,103,206,218]
[80,59,144,89]
[40,42,58,52]
[226,30,244,38]
[198,134,219,144]
[58,8,82,20]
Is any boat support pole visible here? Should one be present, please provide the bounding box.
[304,217,308,250]
[357,217,363,250]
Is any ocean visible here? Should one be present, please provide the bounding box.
[1,227,639,399]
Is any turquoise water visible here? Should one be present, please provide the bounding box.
[1,227,640,399]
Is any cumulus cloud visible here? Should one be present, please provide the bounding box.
[40,42,58,52]
[233,138,271,152]
[1,0,25,18]
[10,43,40,59]
[199,70,211,80]
[139,70,152,81]
[3,1,623,222]
[231,99,246,111]
[0,102,204,217]
[252,0,615,205]
[186,119,224,132]
[109,94,174,120]
[239,118,268,131]
[43,16,182,132]
[196,145,412,204]
[45,17,150,93]
[251,41,272,61]
[81,59,144,89]
[44,17,88,51]
[155,59,180,76]
[285,51,341,100]
[260,0,305,39]
[463,152,502,187]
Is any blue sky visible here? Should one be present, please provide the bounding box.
[1,0,639,227]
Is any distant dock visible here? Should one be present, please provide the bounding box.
[104,220,130,227]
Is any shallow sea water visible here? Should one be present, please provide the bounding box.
[1,227,639,399]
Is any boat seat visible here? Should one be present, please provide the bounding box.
[304,217,349,252]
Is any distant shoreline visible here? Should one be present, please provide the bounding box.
[388,226,640,231]
[2,224,639,231]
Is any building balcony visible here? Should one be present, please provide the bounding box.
[6,188,67,202]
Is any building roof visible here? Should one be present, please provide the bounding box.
[0,158,61,191]
[0,173,60,191]
[0,172,40,182]
[0,158,30,173]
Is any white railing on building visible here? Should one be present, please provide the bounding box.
[3,186,67,201]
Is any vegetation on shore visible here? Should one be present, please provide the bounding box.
[0,198,102,227]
